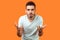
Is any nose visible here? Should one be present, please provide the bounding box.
[30,13,32,15]
[29,10,32,13]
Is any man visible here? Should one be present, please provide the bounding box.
[15,1,46,40]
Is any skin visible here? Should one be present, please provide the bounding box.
[25,5,36,22]
[15,5,46,37]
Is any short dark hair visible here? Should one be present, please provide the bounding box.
[26,1,36,8]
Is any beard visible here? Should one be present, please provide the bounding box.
[29,13,34,18]
[27,13,35,19]
[28,14,35,19]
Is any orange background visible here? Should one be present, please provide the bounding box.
[0,0,60,40]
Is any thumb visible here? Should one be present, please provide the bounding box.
[14,21,18,29]
[37,26,40,30]
[42,24,47,29]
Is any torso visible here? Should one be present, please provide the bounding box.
[19,15,43,40]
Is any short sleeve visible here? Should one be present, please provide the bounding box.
[39,16,43,28]
[18,16,23,28]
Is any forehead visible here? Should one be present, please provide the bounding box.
[26,5,35,9]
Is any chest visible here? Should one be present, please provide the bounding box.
[23,19,40,30]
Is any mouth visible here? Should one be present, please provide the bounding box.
[27,13,35,18]
[30,16,33,18]
[30,13,32,14]
[29,13,33,18]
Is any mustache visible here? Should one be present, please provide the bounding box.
[30,13,33,14]
[30,13,32,14]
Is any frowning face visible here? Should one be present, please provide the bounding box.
[25,5,36,18]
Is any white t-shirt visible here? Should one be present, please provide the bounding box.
[18,15,43,40]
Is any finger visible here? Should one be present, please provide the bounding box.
[14,21,18,29]
[37,26,40,30]
[42,24,47,28]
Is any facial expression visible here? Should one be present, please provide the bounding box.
[25,5,36,18]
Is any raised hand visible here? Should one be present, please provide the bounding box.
[37,24,46,36]
[14,22,22,37]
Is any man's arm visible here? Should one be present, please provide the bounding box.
[38,28,43,36]
[37,25,46,36]
[37,26,43,36]
[14,22,23,37]
[17,27,23,37]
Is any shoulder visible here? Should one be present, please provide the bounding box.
[19,15,26,20]
[36,15,43,19]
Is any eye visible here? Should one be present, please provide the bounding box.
[31,9,34,11]
[27,9,30,11]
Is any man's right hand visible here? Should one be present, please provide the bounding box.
[17,29,21,37]
[14,22,23,37]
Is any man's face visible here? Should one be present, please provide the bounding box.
[25,5,36,18]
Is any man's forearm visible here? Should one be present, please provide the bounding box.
[38,28,43,36]
[17,27,23,37]
[14,22,23,37]
[17,29,21,37]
